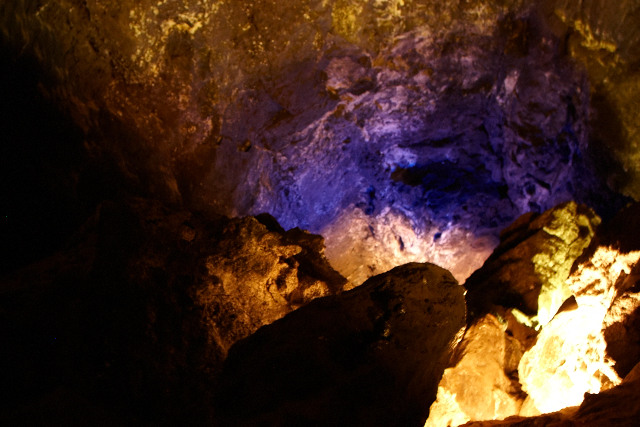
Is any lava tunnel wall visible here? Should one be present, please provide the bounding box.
[1,0,638,282]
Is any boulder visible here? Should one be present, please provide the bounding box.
[215,263,466,427]
[425,314,528,426]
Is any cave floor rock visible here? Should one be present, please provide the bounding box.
[214,262,466,427]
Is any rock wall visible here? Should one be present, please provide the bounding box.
[1,0,634,284]
[426,201,640,426]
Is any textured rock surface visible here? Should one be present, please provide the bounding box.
[2,1,640,425]
[546,0,640,200]
[426,314,527,426]
[214,263,466,427]
[465,201,600,326]
[0,197,346,424]
[1,0,631,285]
[427,201,640,425]
[517,202,640,415]
[462,361,640,426]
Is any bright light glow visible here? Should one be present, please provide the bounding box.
[322,205,497,285]
[518,305,619,414]
[568,247,640,310]
[519,246,640,414]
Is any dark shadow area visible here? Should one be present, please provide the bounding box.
[0,41,88,276]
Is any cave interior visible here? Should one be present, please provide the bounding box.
[2,1,640,426]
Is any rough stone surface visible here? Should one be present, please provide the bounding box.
[2,1,640,425]
[546,0,640,200]
[465,201,600,326]
[427,201,640,425]
[426,314,527,427]
[214,263,466,427]
[1,0,631,284]
[517,202,640,415]
[0,197,346,424]
[461,361,640,426]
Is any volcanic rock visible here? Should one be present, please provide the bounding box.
[214,262,466,427]
[465,201,600,326]
[2,1,632,289]
[517,202,640,415]
[461,360,640,427]
[426,314,528,426]
[0,197,346,424]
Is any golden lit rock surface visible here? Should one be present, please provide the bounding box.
[196,215,348,352]
[215,262,466,426]
[426,314,527,427]
[517,302,622,414]
[465,201,600,326]
[429,202,640,425]
[462,361,640,426]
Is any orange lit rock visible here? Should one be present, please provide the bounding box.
[425,314,527,427]
[196,214,348,353]
[215,263,466,427]
[461,361,640,426]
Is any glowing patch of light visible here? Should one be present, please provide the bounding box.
[518,246,640,414]
[382,145,417,170]
[321,205,497,286]
[568,246,640,310]
[518,304,619,414]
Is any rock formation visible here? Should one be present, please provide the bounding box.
[2,0,640,426]
[215,262,466,427]
[0,198,347,424]
[465,201,600,326]
[426,201,640,425]
[2,1,634,285]
[426,314,528,426]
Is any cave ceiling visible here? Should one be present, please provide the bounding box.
[1,0,639,280]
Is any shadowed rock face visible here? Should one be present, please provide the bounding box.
[0,198,346,425]
[215,262,466,427]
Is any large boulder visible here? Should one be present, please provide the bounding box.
[214,262,466,427]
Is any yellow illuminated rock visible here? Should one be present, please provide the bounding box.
[518,246,640,414]
[426,315,525,427]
